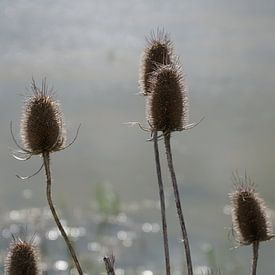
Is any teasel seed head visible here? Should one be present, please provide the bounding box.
[20,79,65,154]
[5,239,40,275]
[139,29,174,96]
[146,63,189,133]
[229,173,274,245]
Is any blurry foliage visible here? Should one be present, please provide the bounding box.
[201,242,244,275]
[203,243,217,270]
[96,183,120,219]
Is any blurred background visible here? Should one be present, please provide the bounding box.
[0,0,275,274]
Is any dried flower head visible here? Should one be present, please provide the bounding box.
[230,173,274,245]
[5,239,40,275]
[146,63,189,133]
[20,79,65,154]
[139,29,173,96]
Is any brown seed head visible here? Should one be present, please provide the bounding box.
[146,63,189,133]
[139,29,173,96]
[5,240,40,275]
[20,79,65,154]
[229,173,273,245]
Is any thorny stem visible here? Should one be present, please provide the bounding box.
[43,152,83,275]
[252,241,259,275]
[103,255,116,275]
[153,131,171,275]
[164,133,193,275]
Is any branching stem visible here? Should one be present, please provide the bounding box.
[43,152,83,275]
[164,133,193,275]
[153,131,171,275]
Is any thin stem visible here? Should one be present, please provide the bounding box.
[42,152,83,275]
[164,133,193,275]
[153,131,171,275]
[103,255,116,275]
[252,241,259,275]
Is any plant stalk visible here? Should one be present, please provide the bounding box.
[164,133,193,275]
[153,131,171,275]
[103,255,116,275]
[252,241,259,275]
[43,152,83,275]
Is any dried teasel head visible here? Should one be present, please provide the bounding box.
[139,29,174,96]
[229,173,274,245]
[5,239,40,275]
[146,63,189,133]
[20,79,65,154]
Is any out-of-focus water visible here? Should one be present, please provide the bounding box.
[1,0,275,274]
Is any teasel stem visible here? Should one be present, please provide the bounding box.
[164,132,193,275]
[153,131,171,275]
[42,151,83,275]
[103,255,116,275]
[252,241,259,275]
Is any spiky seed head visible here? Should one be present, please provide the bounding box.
[139,30,173,96]
[146,63,189,133]
[5,240,40,275]
[20,79,65,154]
[229,174,274,245]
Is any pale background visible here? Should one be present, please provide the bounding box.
[0,0,275,274]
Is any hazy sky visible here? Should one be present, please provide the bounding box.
[1,0,275,206]
[1,0,275,217]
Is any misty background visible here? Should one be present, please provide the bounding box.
[0,0,275,274]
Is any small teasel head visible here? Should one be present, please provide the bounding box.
[146,62,189,133]
[139,29,174,96]
[20,79,65,154]
[229,172,274,245]
[5,239,40,275]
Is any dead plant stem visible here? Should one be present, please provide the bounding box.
[164,133,193,275]
[43,152,83,275]
[153,131,171,275]
[103,255,116,275]
[252,241,259,275]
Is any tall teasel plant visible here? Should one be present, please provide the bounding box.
[230,172,274,275]
[5,238,40,275]
[140,30,197,275]
[139,30,173,275]
[147,61,194,275]
[11,79,83,274]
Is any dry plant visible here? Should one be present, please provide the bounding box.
[147,60,193,275]
[11,79,83,274]
[139,29,173,96]
[5,238,40,275]
[8,31,274,275]
[103,254,116,275]
[230,172,274,275]
[139,29,174,275]
[139,29,200,275]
